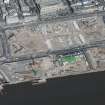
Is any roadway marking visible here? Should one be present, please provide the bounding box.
[0,70,10,82]
[46,39,53,50]
[79,34,86,44]
[73,21,86,44]
[41,25,53,50]
[73,21,80,31]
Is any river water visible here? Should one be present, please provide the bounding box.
[0,71,105,105]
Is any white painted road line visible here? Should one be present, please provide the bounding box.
[73,21,86,44]
[0,70,11,82]
[73,21,80,31]
[79,34,86,44]
[46,39,53,50]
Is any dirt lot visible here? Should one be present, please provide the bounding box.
[78,16,105,43]
[6,27,48,57]
[6,20,82,57]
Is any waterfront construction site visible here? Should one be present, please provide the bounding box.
[0,15,105,84]
[0,0,105,90]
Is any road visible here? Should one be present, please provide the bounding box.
[2,10,105,30]
[0,40,105,64]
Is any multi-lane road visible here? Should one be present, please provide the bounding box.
[2,10,105,30]
[0,39,105,64]
[0,9,105,63]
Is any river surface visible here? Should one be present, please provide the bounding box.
[0,71,105,105]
